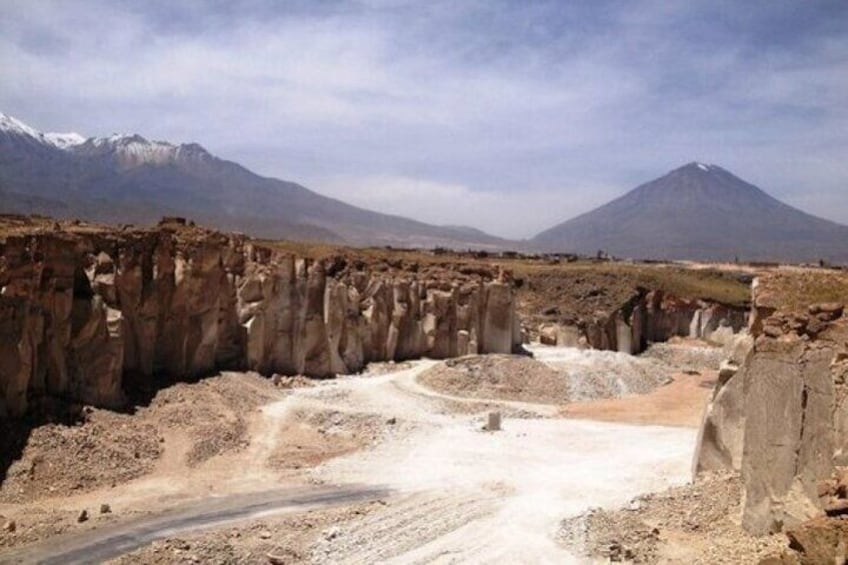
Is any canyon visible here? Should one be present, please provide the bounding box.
[0,217,520,419]
[3,215,848,563]
[537,290,747,354]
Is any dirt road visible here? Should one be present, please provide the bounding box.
[1,345,709,563]
[1,485,389,565]
[302,359,697,563]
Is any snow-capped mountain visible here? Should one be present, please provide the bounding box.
[0,112,209,169]
[0,112,509,249]
[43,132,86,150]
[1,112,85,151]
[0,112,43,139]
[71,134,213,170]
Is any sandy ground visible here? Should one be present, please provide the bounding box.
[299,360,696,563]
[560,371,715,428]
[559,472,787,564]
[2,342,741,563]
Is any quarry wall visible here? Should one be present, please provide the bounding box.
[694,277,848,535]
[0,223,521,418]
[538,289,748,354]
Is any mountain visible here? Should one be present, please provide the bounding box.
[0,113,509,249]
[532,162,848,263]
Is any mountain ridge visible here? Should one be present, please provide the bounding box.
[0,112,511,249]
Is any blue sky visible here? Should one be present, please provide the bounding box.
[1,0,846,238]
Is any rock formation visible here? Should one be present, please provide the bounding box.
[0,219,521,419]
[537,290,747,354]
[692,333,753,475]
[694,274,848,535]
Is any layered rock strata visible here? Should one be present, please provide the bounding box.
[0,221,521,418]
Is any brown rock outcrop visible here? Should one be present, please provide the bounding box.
[762,516,848,565]
[0,223,521,419]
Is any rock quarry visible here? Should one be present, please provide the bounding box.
[695,274,848,538]
[538,290,747,354]
[0,219,521,419]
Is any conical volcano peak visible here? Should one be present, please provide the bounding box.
[678,161,722,174]
[647,162,755,198]
[532,162,848,262]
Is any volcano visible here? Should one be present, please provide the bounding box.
[532,162,848,263]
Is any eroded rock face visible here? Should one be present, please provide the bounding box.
[536,290,748,354]
[0,223,521,418]
[692,333,753,476]
[694,275,848,535]
[740,337,835,534]
[765,517,848,565]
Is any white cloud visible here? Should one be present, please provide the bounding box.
[1,0,847,234]
[308,174,621,239]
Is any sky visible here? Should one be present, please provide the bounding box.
[1,0,847,239]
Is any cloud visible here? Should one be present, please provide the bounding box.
[0,0,847,236]
[309,174,621,239]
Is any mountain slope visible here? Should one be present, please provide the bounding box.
[0,113,510,248]
[533,162,848,263]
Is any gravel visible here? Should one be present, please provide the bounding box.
[559,472,788,564]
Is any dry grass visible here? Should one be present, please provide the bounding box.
[758,270,848,314]
[259,238,751,306]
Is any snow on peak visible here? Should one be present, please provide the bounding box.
[696,162,710,171]
[85,133,208,168]
[1,111,209,166]
[91,133,145,145]
[0,112,43,138]
[1,112,90,150]
[44,132,86,149]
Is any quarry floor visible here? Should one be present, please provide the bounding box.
[0,342,783,564]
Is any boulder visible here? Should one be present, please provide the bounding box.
[539,324,558,346]
[809,303,844,322]
[782,517,848,565]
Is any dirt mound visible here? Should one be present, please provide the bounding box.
[560,371,714,428]
[640,339,727,372]
[0,411,163,504]
[269,408,387,471]
[146,373,281,467]
[559,472,786,564]
[0,373,281,503]
[418,355,571,404]
[529,346,672,401]
[418,348,681,406]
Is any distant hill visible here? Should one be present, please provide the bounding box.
[532,162,848,263]
[0,112,510,249]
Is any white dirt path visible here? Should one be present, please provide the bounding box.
[2,348,702,564]
[306,354,698,564]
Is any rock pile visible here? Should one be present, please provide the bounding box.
[0,220,521,418]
